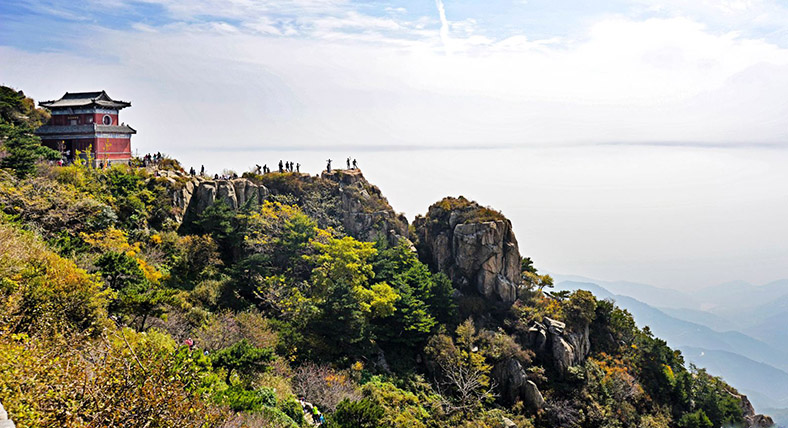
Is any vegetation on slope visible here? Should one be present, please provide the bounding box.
[0,86,758,428]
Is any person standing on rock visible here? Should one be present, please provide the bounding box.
[352,159,357,169]
[346,157,351,169]
[326,159,332,172]
[279,160,284,173]
[200,165,205,176]
[296,163,300,173]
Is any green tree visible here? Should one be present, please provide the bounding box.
[211,339,273,384]
[521,257,537,274]
[0,124,59,178]
[191,201,246,264]
[96,251,144,291]
[308,235,399,359]
[425,319,494,414]
[218,385,276,411]
[563,289,597,328]
[677,410,713,428]
[95,251,174,330]
[370,241,457,353]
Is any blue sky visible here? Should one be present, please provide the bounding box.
[4,0,788,52]
[2,0,788,288]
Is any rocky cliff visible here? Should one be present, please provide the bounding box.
[493,358,545,411]
[737,392,776,428]
[161,168,408,244]
[413,197,521,304]
[525,317,591,375]
[176,176,269,224]
[319,169,409,244]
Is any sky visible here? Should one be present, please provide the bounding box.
[1,0,788,290]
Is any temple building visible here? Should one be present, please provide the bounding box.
[35,91,136,165]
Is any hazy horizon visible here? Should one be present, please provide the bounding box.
[110,143,788,292]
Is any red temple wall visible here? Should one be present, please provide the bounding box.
[40,137,132,160]
[49,113,119,126]
[94,138,131,160]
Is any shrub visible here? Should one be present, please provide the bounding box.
[0,221,111,335]
[278,397,305,425]
[219,385,276,411]
[0,329,226,427]
[331,398,385,428]
[677,410,713,428]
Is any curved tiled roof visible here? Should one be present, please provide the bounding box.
[35,124,137,135]
[39,90,131,109]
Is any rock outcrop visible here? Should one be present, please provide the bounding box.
[493,358,545,411]
[0,400,15,428]
[733,392,775,428]
[526,317,591,375]
[187,179,268,214]
[165,168,408,244]
[413,197,521,303]
[149,170,269,225]
[322,169,409,244]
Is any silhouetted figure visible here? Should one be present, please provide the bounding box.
[346,157,351,169]
[296,163,300,173]
[255,164,262,174]
[189,167,195,176]
[214,173,219,179]
[352,159,357,169]
[200,165,205,176]
[326,159,332,172]
[279,160,284,173]
[263,164,268,174]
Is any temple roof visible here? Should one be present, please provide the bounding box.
[35,124,137,135]
[39,91,131,110]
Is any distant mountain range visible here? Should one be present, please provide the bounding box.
[554,276,788,427]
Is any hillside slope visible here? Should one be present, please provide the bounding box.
[0,86,775,428]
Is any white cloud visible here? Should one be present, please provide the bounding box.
[5,12,788,151]
[4,2,788,287]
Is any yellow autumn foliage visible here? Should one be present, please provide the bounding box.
[0,220,111,334]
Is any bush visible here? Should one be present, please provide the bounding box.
[677,410,713,428]
[0,329,226,427]
[278,397,305,425]
[211,339,274,384]
[0,221,111,334]
[331,398,385,428]
[219,385,276,411]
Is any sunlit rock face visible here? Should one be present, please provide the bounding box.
[413,197,521,304]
